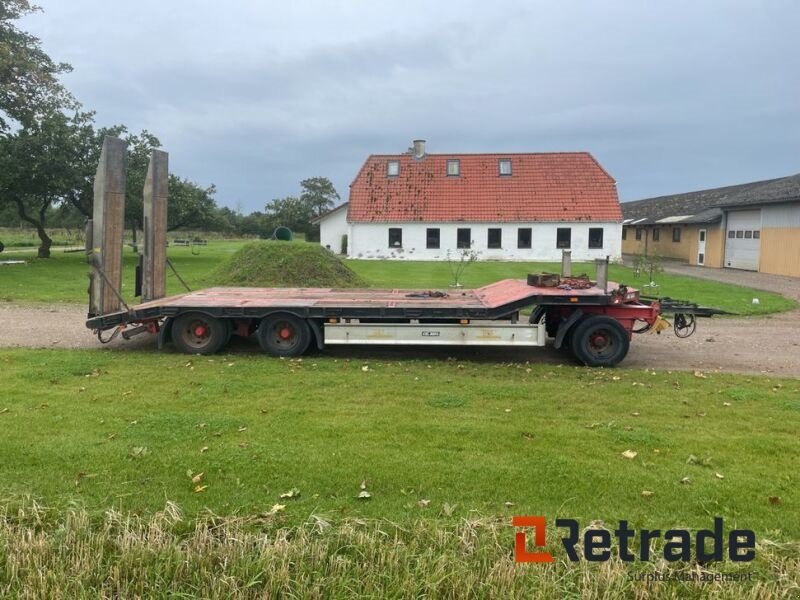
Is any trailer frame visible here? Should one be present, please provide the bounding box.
[85,278,667,367]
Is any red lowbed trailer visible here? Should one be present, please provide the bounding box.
[85,139,719,367]
[85,276,678,367]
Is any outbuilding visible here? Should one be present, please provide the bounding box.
[621,174,800,277]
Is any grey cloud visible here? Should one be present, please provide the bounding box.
[21,0,800,211]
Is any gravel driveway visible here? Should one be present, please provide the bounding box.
[2,284,798,377]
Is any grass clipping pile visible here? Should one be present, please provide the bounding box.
[209,241,367,288]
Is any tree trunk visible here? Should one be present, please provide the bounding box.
[36,224,53,258]
[14,197,53,259]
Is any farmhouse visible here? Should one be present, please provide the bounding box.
[315,140,622,261]
[621,173,800,277]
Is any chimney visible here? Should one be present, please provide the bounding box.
[412,139,426,158]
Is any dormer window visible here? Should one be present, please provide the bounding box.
[387,160,400,177]
[447,159,460,176]
[499,159,512,176]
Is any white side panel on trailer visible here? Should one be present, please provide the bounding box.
[725,210,761,271]
[324,321,547,346]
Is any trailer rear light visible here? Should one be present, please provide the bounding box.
[569,297,578,303]
[460,319,470,324]
[328,318,339,323]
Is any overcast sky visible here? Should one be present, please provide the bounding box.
[22,0,800,212]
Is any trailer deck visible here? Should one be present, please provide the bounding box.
[86,278,640,330]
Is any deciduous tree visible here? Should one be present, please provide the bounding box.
[299,177,339,218]
[264,196,312,234]
[0,0,74,131]
[0,109,94,257]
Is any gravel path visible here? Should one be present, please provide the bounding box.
[1,295,798,377]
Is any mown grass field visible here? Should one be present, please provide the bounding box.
[1,349,797,530]
[0,240,795,315]
[1,349,798,597]
[2,239,798,596]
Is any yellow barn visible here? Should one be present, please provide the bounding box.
[622,174,800,278]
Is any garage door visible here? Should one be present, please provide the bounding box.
[725,210,761,271]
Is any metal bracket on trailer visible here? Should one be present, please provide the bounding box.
[308,319,325,350]
[554,309,583,349]
[640,297,733,317]
[158,317,172,350]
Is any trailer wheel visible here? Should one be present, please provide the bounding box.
[257,313,311,357]
[171,312,230,355]
[571,316,630,367]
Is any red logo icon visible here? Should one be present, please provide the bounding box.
[513,516,554,563]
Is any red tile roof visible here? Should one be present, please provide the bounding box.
[347,152,621,223]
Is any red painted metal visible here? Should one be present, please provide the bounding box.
[132,279,631,313]
[551,302,660,338]
[233,319,252,337]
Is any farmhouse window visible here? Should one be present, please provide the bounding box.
[499,159,512,176]
[447,159,460,176]
[457,228,472,249]
[518,228,532,248]
[622,228,627,241]
[387,160,400,176]
[556,228,571,249]
[635,228,642,241]
[588,228,604,249]
[652,228,660,241]
[388,228,403,248]
[487,228,502,249]
[426,228,440,249]
[672,227,681,243]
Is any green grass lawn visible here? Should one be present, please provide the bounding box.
[2,238,797,596]
[0,240,248,303]
[0,240,795,315]
[2,349,798,596]
[1,349,797,538]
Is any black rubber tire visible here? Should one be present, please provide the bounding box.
[570,316,630,367]
[257,313,311,357]
[171,312,230,355]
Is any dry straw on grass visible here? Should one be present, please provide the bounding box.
[0,499,797,599]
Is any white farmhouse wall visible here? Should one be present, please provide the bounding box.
[347,222,622,261]
[318,209,349,254]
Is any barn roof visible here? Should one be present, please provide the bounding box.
[621,173,800,225]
